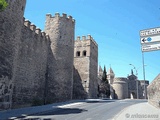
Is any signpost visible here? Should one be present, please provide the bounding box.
[140,27,160,99]
[140,27,160,37]
[141,42,160,52]
[141,36,160,44]
[140,27,160,52]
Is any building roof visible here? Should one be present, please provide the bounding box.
[99,65,103,73]
[107,67,115,75]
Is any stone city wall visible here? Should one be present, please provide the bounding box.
[147,74,160,109]
[0,0,26,110]
[12,18,50,108]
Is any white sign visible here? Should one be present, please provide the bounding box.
[140,27,160,37]
[142,42,160,52]
[141,35,160,44]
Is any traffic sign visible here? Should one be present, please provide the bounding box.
[140,27,160,52]
[141,42,160,52]
[141,35,160,44]
[140,27,160,37]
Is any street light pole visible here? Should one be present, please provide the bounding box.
[129,64,139,99]
[142,52,146,99]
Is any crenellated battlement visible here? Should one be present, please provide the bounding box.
[23,17,50,41]
[75,35,98,47]
[46,13,75,23]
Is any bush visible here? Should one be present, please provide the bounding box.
[0,0,8,12]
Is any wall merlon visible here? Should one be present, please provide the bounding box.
[41,31,46,37]
[35,28,41,35]
[82,36,86,40]
[76,36,81,40]
[46,13,52,17]
[46,34,50,40]
[75,35,98,47]
[30,24,36,31]
[87,35,92,40]
[55,12,60,17]
[87,35,98,47]
[23,18,50,41]
[72,18,75,23]
[62,13,67,18]
[45,13,75,23]
[68,15,72,20]
[42,31,50,42]
[24,19,31,27]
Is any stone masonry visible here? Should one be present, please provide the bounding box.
[0,0,26,109]
[74,36,98,98]
[147,74,160,108]
[12,19,50,108]
[0,0,98,109]
[44,13,75,103]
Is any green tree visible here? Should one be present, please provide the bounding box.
[98,65,110,98]
[0,0,8,12]
[102,66,109,84]
[102,66,107,81]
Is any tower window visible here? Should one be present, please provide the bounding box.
[83,50,87,56]
[76,51,80,57]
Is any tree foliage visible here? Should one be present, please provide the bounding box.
[102,66,109,84]
[102,66,107,81]
[98,65,110,98]
[0,0,8,12]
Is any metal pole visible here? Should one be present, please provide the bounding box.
[136,70,139,99]
[142,52,146,99]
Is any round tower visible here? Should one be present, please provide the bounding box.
[0,0,26,109]
[45,13,75,103]
[112,77,128,99]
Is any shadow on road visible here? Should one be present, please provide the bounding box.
[16,108,87,120]
[85,100,115,103]
[34,107,88,116]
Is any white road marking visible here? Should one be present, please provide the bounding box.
[58,102,84,108]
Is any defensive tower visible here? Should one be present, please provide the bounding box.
[112,77,128,99]
[44,13,75,102]
[74,35,98,98]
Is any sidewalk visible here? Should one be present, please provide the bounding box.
[113,102,160,120]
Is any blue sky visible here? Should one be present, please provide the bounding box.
[24,0,160,82]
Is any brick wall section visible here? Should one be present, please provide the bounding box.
[147,74,160,109]
[12,19,50,108]
[44,13,75,103]
[0,0,26,110]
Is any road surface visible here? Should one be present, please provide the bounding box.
[23,99,146,120]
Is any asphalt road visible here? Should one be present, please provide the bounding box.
[24,99,146,120]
